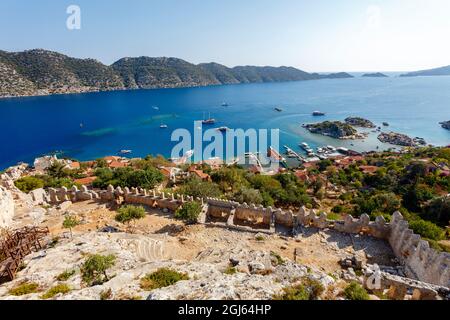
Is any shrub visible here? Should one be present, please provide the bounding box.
[56,269,76,281]
[409,219,444,241]
[174,201,201,224]
[9,282,40,296]
[270,251,285,266]
[100,288,112,300]
[234,187,263,205]
[273,277,324,300]
[344,281,370,300]
[41,284,71,299]
[140,268,189,291]
[14,176,44,193]
[115,205,146,228]
[81,254,116,286]
[63,215,80,238]
[224,266,237,275]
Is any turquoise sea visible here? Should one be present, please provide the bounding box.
[1,74,450,169]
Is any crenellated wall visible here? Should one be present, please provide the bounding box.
[389,212,450,288]
[42,185,449,288]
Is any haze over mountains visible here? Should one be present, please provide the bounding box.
[0,49,353,98]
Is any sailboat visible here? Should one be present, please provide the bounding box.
[160,122,168,128]
[202,112,216,125]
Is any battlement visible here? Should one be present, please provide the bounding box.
[42,185,449,288]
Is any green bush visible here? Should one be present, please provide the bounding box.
[174,201,202,224]
[81,254,116,286]
[9,282,40,296]
[270,251,285,266]
[14,176,44,193]
[56,269,76,281]
[344,281,370,300]
[63,215,80,238]
[115,205,146,227]
[41,284,71,299]
[273,277,324,300]
[409,219,444,241]
[224,266,237,275]
[140,268,189,291]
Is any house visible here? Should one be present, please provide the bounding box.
[160,166,182,182]
[67,161,80,170]
[188,166,211,181]
[109,161,128,169]
[74,176,97,186]
[359,165,379,174]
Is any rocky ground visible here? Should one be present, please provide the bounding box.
[0,198,397,300]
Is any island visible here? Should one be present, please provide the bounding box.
[440,121,450,130]
[362,73,388,78]
[344,117,376,128]
[302,121,367,139]
[378,132,427,147]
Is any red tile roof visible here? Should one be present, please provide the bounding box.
[74,176,97,185]
[109,161,128,168]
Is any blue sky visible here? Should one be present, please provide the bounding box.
[1,0,450,72]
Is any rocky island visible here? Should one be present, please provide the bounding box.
[362,73,388,78]
[303,121,367,139]
[377,132,427,147]
[440,121,450,130]
[344,117,376,128]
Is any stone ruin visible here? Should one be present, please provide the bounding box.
[39,185,450,289]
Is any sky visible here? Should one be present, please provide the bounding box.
[1,0,450,72]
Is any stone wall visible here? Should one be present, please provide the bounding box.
[0,186,14,228]
[42,185,449,288]
[389,212,450,288]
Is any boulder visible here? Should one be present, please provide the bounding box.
[30,188,47,205]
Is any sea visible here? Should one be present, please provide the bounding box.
[1,73,450,169]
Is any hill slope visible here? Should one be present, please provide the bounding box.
[400,65,450,77]
[0,49,353,98]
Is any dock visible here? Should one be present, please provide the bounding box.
[283,145,306,162]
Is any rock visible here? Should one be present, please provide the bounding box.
[229,258,240,267]
[30,188,47,205]
[248,262,267,274]
[57,201,72,211]
[369,294,381,300]
[98,226,120,233]
[0,186,14,228]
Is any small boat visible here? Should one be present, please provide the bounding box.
[312,111,326,116]
[216,126,230,132]
[274,107,283,112]
[160,124,168,129]
[221,102,229,107]
[79,123,84,128]
[202,112,216,125]
[383,122,389,126]
[152,106,160,110]
[118,150,132,155]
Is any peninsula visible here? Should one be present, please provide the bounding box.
[302,121,366,139]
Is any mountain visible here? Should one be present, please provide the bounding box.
[400,65,450,77]
[362,72,388,78]
[0,49,352,98]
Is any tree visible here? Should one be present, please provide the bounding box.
[115,205,146,231]
[95,158,108,168]
[62,215,80,238]
[14,176,45,193]
[47,162,69,178]
[423,195,450,227]
[234,187,263,205]
[81,254,116,286]
[409,219,445,241]
[179,177,222,199]
[175,201,202,224]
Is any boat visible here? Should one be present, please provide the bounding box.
[216,126,230,132]
[152,106,159,110]
[118,150,132,155]
[160,124,168,129]
[267,146,286,162]
[274,107,283,112]
[383,122,389,126]
[221,102,229,107]
[202,112,216,125]
[79,123,84,128]
[312,111,326,116]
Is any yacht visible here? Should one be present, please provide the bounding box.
[216,126,230,132]
[221,102,229,107]
[274,107,283,112]
[312,111,326,116]
[160,124,168,129]
[118,150,132,155]
[202,112,216,125]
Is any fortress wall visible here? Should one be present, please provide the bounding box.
[389,212,450,288]
[43,186,449,287]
